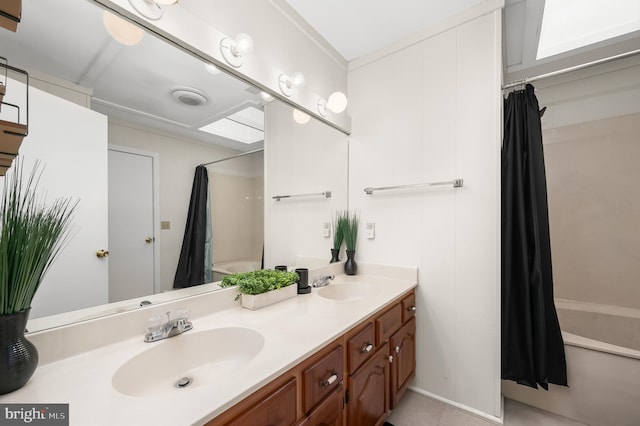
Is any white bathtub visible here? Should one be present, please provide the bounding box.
[212,259,262,282]
[502,299,640,426]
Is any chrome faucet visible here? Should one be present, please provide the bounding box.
[312,274,335,288]
[144,311,193,343]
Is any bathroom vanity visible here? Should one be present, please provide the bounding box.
[0,263,417,426]
[209,287,416,425]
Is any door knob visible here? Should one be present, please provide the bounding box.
[96,249,109,258]
[145,237,154,243]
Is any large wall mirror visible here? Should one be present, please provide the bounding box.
[0,0,348,332]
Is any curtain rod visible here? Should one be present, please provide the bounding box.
[200,148,264,167]
[502,48,640,90]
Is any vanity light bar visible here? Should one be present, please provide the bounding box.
[364,179,463,195]
[272,191,332,201]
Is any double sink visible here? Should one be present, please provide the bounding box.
[111,281,378,398]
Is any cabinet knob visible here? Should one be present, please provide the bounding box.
[360,343,373,354]
[321,373,338,387]
[388,355,394,363]
[407,305,416,312]
[395,346,401,354]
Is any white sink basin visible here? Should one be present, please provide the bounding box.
[112,327,264,397]
[316,283,378,301]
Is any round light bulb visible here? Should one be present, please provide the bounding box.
[327,91,348,113]
[103,11,144,46]
[291,72,305,88]
[235,33,254,55]
[293,109,310,124]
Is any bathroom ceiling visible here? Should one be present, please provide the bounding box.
[286,0,640,82]
[284,0,487,61]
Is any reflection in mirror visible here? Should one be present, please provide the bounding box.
[0,0,272,332]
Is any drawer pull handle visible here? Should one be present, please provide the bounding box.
[360,343,373,354]
[321,373,338,387]
[388,355,394,363]
[407,305,416,312]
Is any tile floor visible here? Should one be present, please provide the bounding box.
[387,390,589,426]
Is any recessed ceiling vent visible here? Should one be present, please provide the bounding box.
[171,87,208,106]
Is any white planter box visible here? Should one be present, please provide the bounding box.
[241,284,297,310]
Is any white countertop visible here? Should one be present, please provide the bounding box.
[0,267,416,426]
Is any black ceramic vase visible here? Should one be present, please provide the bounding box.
[344,250,357,275]
[330,248,341,263]
[0,309,38,395]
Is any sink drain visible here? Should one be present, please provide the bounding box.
[175,377,193,388]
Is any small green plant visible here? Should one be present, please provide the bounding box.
[342,210,359,251]
[220,269,299,301]
[0,160,77,315]
[332,210,346,251]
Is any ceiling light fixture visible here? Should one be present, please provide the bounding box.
[278,72,305,97]
[220,33,254,68]
[317,98,328,117]
[127,0,168,20]
[293,108,310,124]
[103,11,145,46]
[171,87,208,106]
[327,91,348,113]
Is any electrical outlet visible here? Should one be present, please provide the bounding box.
[366,222,375,239]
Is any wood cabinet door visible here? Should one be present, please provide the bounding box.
[347,345,390,426]
[375,303,402,345]
[303,345,344,413]
[296,384,343,426]
[225,377,297,426]
[390,317,416,409]
[347,321,376,374]
[401,292,417,324]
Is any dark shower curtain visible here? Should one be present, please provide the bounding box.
[174,166,209,288]
[501,84,567,390]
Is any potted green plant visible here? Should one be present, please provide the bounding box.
[220,269,299,310]
[0,160,77,394]
[330,210,346,263]
[341,210,359,275]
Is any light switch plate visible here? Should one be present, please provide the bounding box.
[161,221,171,230]
[366,222,375,239]
[323,222,331,238]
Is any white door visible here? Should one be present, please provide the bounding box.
[3,83,110,319]
[108,148,157,302]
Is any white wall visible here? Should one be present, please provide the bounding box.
[107,119,261,291]
[264,101,349,268]
[347,10,502,418]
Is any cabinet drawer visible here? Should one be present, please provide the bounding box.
[347,322,376,374]
[375,303,402,345]
[303,345,344,413]
[401,292,416,323]
[296,384,343,426]
[226,377,297,426]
